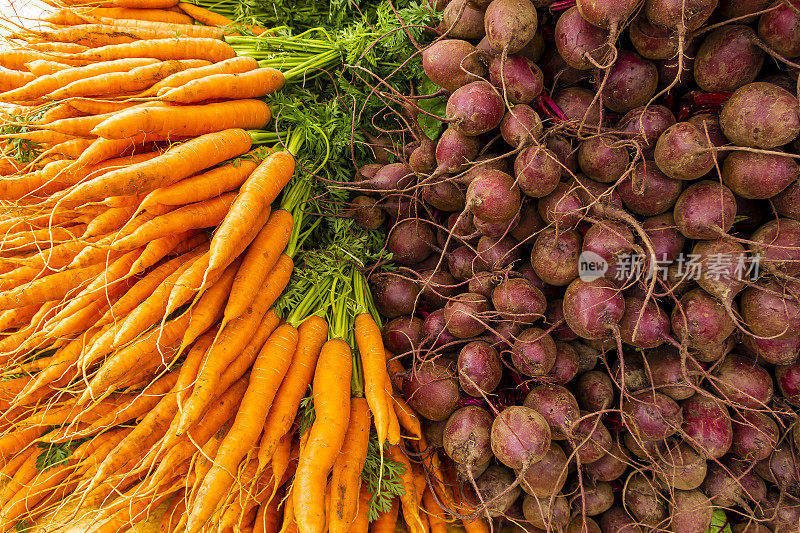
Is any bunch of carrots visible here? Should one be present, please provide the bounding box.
[0,1,488,532]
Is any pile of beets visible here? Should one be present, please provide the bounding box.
[350,0,800,531]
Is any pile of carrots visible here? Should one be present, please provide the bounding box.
[0,2,489,533]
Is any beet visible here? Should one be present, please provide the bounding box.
[484,0,538,53]
[467,271,494,298]
[530,228,581,286]
[492,277,546,323]
[577,370,615,412]
[681,394,733,459]
[581,220,636,285]
[366,162,414,192]
[404,359,460,421]
[731,411,780,461]
[517,442,568,497]
[586,442,630,482]
[443,405,494,465]
[448,245,482,281]
[657,443,707,490]
[476,235,521,270]
[458,154,512,185]
[776,362,800,406]
[758,1,800,59]
[458,340,502,396]
[500,104,543,148]
[578,135,630,184]
[563,278,625,340]
[523,493,570,531]
[409,137,436,173]
[618,296,671,349]
[371,273,420,318]
[422,39,487,93]
[654,122,714,181]
[743,334,800,365]
[444,292,491,338]
[568,412,613,463]
[422,309,459,349]
[546,341,580,384]
[611,352,649,394]
[424,419,446,448]
[447,81,505,137]
[546,299,578,343]
[765,492,800,533]
[571,481,614,516]
[576,0,638,29]
[422,178,466,212]
[596,50,659,113]
[670,489,713,533]
[623,390,682,441]
[600,507,643,533]
[774,179,800,220]
[571,174,624,218]
[629,14,682,60]
[720,0,771,18]
[673,180,737,239]
[643,212,686,263]
[646,346,698,400]
[644,0,718,30]
[491,405,551,469]
[350,195,386,230]
[387,219,435,265]
[740,280,800,341]
[514,145,561,198]
[488,320,523,354]
[523,384,580,440]
[441,0,487,39]
[624,433,667,460]
[474,212,520,238]
[546,134,580,178]
[418,269,458,308]
[382,316,425,355]
[537,183,585,226]
[724,150,799,200]
[719,82,800,149]
[511,327,557,376]
[687,113,730,162]
[489,54,543,104]
[554,86,605,127]
[703,459,767,508]
[617,104,676,153]
[466,169,521,223]
[554,7,611,70]
[749,218,800,275]
[694,25,765,92]
[436,127,481,173]
[690,239,748,308]
[759,445,800,494]
[476,465,521,517]
[623,473,667,528]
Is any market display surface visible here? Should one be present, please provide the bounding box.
[0,0,799,532]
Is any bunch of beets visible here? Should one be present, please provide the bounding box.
[350,0,800,531]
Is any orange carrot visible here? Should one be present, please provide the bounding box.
[67,98,140,115]
[254,485,283,533]
[355,313,390,448]
[159,489,188,533]
[26,42,89,54]
[138,55,258,97]
[208,151,295,274]
[44,6,193,25]
[257,315,327,469]
[49,59,210,99]
[293,339,352,533]
[91,99,271,139]
[269,432,292,497]
[389,444,426,533]
[371,498,400,533]
[0,67,34,92]
[0,261,105,310]
[42,112,114,138]
[423,487,449,533]
[186,324,298,532]
[129,229,201,276]
[329,397,371,533]
[350,484,371,533]
[93,16,225,38]
[0,57,160,101]
[0,448,39,507]
[61,128,252,202]
[158,67,284,103]
[64,37,236,63]
[224,208,293,324]
[385,379,401,446]
[177,2,271,35]
[23,59,74,76]
[0,50,85,72]
[138,153,259,210]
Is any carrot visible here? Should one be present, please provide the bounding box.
[350,483,371,533]
[23,59,73,76]
[110,192,236,251]
[0,67,34,92]
[355,313,390,448]
[63,0,180,7]
[208,151,294,274]
[93,17,225,38]
[81,311,191,402]
[0,50,85,72]
[0,448,39,507]
[293,339,352,533]
[82,204,137,239]
[62,128,252,202]
[129,229,200,276]
[255,485,283,533]
[159,67,284,103]
[139,153,259,210]
[0,129,83,145]
[59,132,181,171]
[385,379,401,446]
[90,487,176,533]
[329,397,371,533]
[0,58,160,101]
[256,315,327,469]
[64,37,236,63]
[91,99,271,139]
[27,24,156,47]
[224,209,293,324]
[39,113,113,138]
[49,59,210,99]
[0,261,104,310]
[174,280,279,436]
[45,6,192,24]
[0,447,35,483]
[38,136,96,161]
[138,55,258,97]
[388,444,426,533]
[452,491,490,533]
[67,98,140,115]
[371,497,400,533]
[422,487,449,533]
[177,256,241,353]
[269,432,293,498]
[0,303,41,332]
[177,2,271,35]
[26,42,89,54]
[160,489,188,533]
[186,324,298,532]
